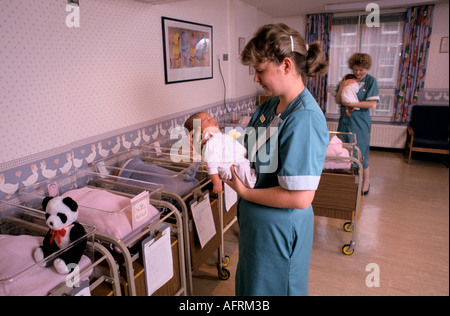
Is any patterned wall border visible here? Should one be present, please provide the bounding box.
[0,94,257,201]
[419,88,449,105]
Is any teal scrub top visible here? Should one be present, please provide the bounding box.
[236,88,329,296]
[337,73,379,169]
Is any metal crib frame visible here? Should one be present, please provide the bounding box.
[18,174,187,297]
[78,185,187,297]
[94,154,230,295]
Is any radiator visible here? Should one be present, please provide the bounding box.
[327,121,407,149]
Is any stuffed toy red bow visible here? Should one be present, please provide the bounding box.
[34,196,87,275]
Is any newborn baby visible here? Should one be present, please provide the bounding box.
[184,112,256,193]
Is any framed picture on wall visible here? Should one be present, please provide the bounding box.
[162,17,213,84]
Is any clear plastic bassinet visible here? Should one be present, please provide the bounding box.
[19,171,163,245]
[0,201,96,296]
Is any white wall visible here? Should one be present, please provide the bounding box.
[2,0,446,165]
[0,0,235,163]
[228,0,258,99]
[424,0,449,90]
[273,15,306,36]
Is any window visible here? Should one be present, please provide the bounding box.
[327,13,406,120]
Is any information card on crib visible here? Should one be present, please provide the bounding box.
[142,224,173,296]
[224,183,237,212]
[190,192,216,248]
[131,191,150,230]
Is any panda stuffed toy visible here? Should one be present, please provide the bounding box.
[34,196,87,275]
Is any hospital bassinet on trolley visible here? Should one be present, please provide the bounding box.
[312,131,363,255]
[19,171,186,296]
[0,201,121,296]
[141,136,233,276]
[95,141,230,295]
[140,137,232,274]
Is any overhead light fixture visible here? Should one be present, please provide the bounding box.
[325,0,438,12]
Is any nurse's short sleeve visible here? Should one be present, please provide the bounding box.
[277,110,328,191]
[363,75,380,102]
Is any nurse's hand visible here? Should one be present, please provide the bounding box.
[222,166,248,197]
[345,106,355,116]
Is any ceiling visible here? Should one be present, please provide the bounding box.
[238,0,441,17]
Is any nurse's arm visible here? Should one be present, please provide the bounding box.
[241,186,316,210]
[343,100,377,109]
[222,166,315,210]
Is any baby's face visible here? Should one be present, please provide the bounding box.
[198,113,218,132]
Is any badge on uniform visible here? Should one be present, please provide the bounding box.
[260,114,266,124]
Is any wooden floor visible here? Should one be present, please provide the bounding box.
[192,150,449,296]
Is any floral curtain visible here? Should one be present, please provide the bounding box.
[393,5,434,123]
[305,13,332,112]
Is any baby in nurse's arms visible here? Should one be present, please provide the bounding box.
[184,112,256,194]
[341,74,362,117]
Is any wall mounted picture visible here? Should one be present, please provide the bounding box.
[162,17,213,84]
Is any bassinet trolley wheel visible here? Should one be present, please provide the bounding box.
[222,255,230,267]
[218,267,231,280]
[343,222,354,232]
[342,242,355,256]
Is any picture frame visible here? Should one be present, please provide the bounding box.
[439,37,449,53]
[161,17,213,84]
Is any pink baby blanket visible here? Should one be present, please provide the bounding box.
[323,135,351,170]
[61,187,159,241]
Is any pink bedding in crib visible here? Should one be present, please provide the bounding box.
[61,187,159,241]
[323,135,351,170]
[0,235,91,296]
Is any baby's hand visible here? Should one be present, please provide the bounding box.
[212,182,223,194]
[210,173,223,194]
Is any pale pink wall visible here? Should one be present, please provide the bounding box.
[0,0,231,163]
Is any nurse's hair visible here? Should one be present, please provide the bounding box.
[348,53,372,70]
[240,23,328,82]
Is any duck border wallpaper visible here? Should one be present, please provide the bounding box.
[0,95,257,203]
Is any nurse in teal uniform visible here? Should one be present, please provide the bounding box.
[335,53,379,195]
[223,24,329,296]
